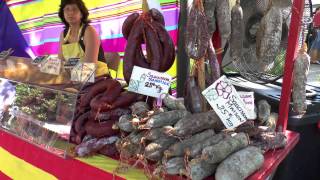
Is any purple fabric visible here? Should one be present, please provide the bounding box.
[0,0,30,58]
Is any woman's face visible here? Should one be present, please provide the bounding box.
[63,4,82,25]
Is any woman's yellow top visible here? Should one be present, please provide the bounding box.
[62,25,109,77]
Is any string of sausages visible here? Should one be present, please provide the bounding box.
[122,9,175,83]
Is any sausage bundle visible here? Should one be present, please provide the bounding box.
[122,9,175,83]
[71,78,139,144]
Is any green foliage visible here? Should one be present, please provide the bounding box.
[14,84,70,121]
[268,49,286,76]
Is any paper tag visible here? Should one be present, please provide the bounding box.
[32,55,49,65]
[64,57,80,69]
[71,63,96,83]
[202,76,250,129]
[40,58,61,75]
[128,66,171,98]
[238,91,257,120]
[0,48,13,60]
[147,0,162,13]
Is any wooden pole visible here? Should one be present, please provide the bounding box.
[177,0,189,97]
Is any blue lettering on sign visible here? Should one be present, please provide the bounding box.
[147,72,171,86]
[216,104,233,127]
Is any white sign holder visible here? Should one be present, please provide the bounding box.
[202,76,250,129]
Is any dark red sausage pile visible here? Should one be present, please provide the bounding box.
[122,9,175,83]
[71,78,139,144]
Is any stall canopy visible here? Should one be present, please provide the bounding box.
[0,0,32,58]
[3,0,179,78]
[5,0,179,55]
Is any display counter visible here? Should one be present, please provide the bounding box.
[0,56,95,158]
[0,128,299,180]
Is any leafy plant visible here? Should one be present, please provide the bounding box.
[14,84,71,121]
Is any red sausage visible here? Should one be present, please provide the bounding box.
[123,18,145,83]
[85,119,119,138]
[74,111,90,133]
[109,91,138,109]
[122,13,140,40]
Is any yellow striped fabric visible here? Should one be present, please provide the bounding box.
[77,155,148,180]
[0,147,58,180]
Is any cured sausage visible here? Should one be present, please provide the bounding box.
[88,79,122,111]
[85,119,119,138]
[203,0,217,35]
[149,8,165,26]
[153,21,175,72]
[123,18,145,83]
[109,91,138,109]
[80,79,121,108]
[216,0,231,48]
[122,13,140,40]
[144,21,163,71]
[185,0,209,60]
[256,6,282,71]
[206,41,220,85]
[134,45,150,68]
[230,0,244,61]
[74,111,90,133]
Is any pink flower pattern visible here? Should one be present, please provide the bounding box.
[215,81,232,99]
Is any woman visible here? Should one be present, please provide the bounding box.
[58,0,109,76]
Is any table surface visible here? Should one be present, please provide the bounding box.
[0,56,86,93]
[0,129,299,180]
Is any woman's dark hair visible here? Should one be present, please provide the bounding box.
[58,0,90,27]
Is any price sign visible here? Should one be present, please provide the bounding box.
[202,76,250,129]
[238,91,257,120]
[39,58,61,75]
[71,62,96,83]
[64,57,80,69]
[32,55,49,65]
[128,66,171,98]
[0,48,13,60]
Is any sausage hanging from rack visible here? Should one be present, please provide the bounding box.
[203,0,217,35]
[230,0,244,62]
[215,0,231,49]
[122,13,140,40]
[256,6,283,71]
[123,10,176,83]
[185,0,210,60]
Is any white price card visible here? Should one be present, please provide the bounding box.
[238,91,257,120]
[0,48,13,60]
[71,63,96,83]
[202,75,250,129]
[128,66,172,98]
[39,58,61,75]
[64,57,80,69]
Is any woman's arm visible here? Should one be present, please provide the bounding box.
[58,31,65,61]
[83,25,100,63]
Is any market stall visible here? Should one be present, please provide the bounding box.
[0,0,307,179]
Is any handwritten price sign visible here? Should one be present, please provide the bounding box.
[202,76,250,129]
[128,66,171,98]
[40,58,61,75]
[238,91,256,120]
[71,63,96,83]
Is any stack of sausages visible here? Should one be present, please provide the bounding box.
[70,77,140,144]
[122,9,175,83]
